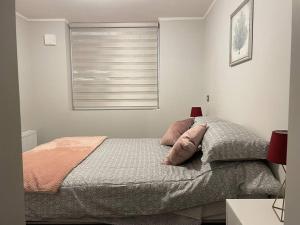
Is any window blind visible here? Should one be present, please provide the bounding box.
[69,23,159,110]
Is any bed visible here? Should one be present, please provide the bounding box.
[25,137,280,224]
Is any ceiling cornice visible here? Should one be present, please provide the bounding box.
[203,0,217,19]
[16,12,69,24]
[158,17,204,21]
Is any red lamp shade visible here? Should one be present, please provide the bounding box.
[267,130,288,165]
[190,107,203,117]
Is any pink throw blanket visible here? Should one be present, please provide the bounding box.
[23,136,107,193]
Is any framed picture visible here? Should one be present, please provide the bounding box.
[230,0,254,66]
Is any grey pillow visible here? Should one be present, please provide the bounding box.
[192,116,224,126]
[200,120,268,163]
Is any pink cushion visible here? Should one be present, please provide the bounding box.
[160,118,195,146]
[164,124,207,166]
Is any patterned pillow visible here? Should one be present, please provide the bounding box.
[160,118,194,146]
[192,116,225,127]
[164,124,207,165]
[201,121,268,163]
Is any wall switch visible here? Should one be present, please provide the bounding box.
[206,95,210,102]
[44,34,57,46]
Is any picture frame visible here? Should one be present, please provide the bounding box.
[229,0,254,66]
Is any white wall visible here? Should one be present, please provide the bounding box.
[285,0,300,224]
[17,0,293,142]
[0,1,25,224]
[16,19,206,143]
[204,0,292,140]
[16,16,36,132]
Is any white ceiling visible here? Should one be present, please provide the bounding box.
[16,0,214,22]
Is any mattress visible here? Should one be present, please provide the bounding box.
[25,138,280,221]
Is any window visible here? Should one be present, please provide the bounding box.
[69,23,159,110]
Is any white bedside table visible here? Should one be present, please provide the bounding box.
[226,199,284,225]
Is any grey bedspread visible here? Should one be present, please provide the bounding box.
[25,138,280,221]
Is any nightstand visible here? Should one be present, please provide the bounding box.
[226,199,284,225]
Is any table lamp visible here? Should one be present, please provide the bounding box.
[267,130,288,222]
[190,107,203,117]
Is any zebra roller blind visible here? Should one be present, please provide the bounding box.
[70,23,159,110]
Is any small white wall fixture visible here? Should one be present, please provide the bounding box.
[44,34,56,46]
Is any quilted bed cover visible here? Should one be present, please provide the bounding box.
[25,138,280,221]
